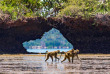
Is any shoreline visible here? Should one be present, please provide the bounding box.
[1,54,110,57]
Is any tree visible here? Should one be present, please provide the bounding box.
[0,0,66,19]
[57,0,110,18]
[0,0,109,19]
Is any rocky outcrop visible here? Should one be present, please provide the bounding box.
[48,15,110,53]
[0,14,110,54]
[0,17,52,54]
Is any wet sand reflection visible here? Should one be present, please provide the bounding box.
[0,54,110,74]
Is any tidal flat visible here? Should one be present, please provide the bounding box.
[0,54,110,74]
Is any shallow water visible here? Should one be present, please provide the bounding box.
[0,54,110,74]
[27,49,72,53]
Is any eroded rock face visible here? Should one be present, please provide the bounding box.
[0,15,110,54]
[48,16,110,53]
[0,17,52,53]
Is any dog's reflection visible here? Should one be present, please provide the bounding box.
[45,62,82,73]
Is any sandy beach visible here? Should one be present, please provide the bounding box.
[0,54,110,74]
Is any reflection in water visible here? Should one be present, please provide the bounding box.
[0,55,110,73]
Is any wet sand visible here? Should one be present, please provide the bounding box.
[0,54,110,74]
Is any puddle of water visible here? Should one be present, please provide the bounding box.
[0,55,110,74]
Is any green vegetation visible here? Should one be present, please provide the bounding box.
[0,0,66,19]
[0,0,42,19]
[0,0,109,20]
[23,28,73,49]
[57,0,110,18]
